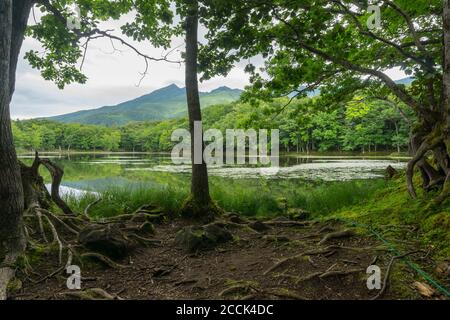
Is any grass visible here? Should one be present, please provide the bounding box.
[66,184,188,219]
[66,178,387,219]
[310,174,450,260]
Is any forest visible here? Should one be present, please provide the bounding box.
[13,94,412,153]
[0,0,449,306]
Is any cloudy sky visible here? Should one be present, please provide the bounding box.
[11,7,406,120]
[11,9,254,119]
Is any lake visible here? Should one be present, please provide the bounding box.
[18,153,408,197]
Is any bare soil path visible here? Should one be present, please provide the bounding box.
[14,217,439,300]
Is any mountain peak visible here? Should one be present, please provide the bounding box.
[150,83,183,95]
[47,83,242,126]
[210,86,234,93]
[163,83,181,90]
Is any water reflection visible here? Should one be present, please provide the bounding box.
[21,153,408,193]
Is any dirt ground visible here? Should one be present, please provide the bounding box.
[12,216,446,300]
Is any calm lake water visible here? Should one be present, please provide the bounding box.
[19,153,408,197]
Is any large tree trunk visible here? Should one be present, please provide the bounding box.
[0,0,33,300]
[405,2,450,203]
[436,0,450,202]
[181,0,217,221]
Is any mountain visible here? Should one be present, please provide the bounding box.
[294,76,414,98]
[47,84,242,126]
[393,76,414,86]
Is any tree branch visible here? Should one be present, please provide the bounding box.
[272,11,422,113]
[332,0,434,73]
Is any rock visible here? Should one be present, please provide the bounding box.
[227,213,247,224]
[7,278,22,295]
[436,261,450,276]
[175,223,232,252]
[287,208,310,220]
[138,221,155,234]
[203,223,233,243]
[248,221,270,232]
[385,165,398,179]
[412,281,435,297]
[152,266,174,278]
[78,224,129,259]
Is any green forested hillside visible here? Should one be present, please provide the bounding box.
[46,84,242,126]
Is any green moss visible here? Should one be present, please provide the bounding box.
[313,174,449,263]
[179,196,224,223]
[7,278,22,294]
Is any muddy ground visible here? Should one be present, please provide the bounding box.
[12,216,448,300]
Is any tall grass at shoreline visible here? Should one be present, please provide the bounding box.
[66,179,388,218]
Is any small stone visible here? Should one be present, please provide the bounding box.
[78,224,129,259]
[175,223,232,252]
[138,222,155,234]
[203,223,233,243]
[436,261,450,275]
[385,165,398,179]
[228,214,247,224]
[248,221,270,232]
[7,278,22,294]
[287,208,310,220]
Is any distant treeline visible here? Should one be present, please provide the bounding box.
[13,96,412,153]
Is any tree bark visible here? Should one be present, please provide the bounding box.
[0,0,33,300]
[436,0,450,203]
[444,0,450,129]
[182,0,213,217]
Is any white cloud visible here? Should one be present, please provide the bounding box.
[11,12,251,119]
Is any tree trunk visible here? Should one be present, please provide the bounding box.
[181,0,217,220]
[0,0,33,300]
[436,0,450,202]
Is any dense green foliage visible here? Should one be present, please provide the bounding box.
[48,84,242,126]
[15,93,412,153]
[13,119,122,151]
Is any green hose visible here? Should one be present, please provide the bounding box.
[346,220,450,297]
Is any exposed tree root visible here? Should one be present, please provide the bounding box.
[84,198,102,218]
[219,284,253,297]
[319,268,364,279]
[81,252,128,269]
[406,130,449,201]
[277,266,364,284]
[318,229,355,245]
[59,287,123,300]
[262,288,309,300]
[264,246,336,275]
[265,220,312,227]
[264,244,386,276]
[371,250,420,300]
